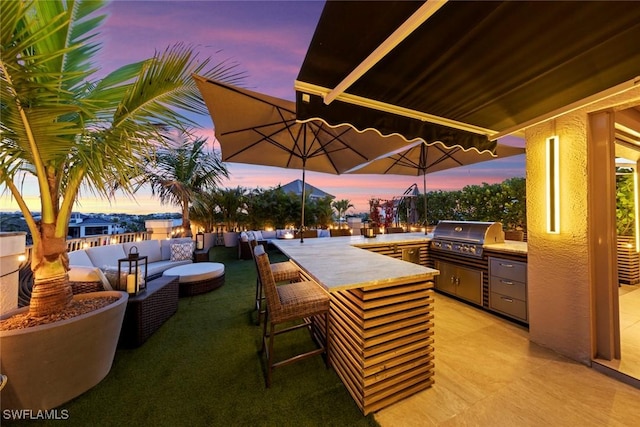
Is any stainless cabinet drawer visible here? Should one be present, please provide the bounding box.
[490,292,527,321]
[489,276,526,300]
[489,257,526,282]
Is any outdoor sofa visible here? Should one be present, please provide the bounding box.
[67,237,195,292]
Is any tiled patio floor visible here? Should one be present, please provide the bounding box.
[375,292,640,426]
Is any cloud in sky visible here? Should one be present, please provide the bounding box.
[1,1,525,215]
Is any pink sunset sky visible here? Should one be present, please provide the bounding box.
[1,0,525,215]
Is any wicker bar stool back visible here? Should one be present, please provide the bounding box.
[249,237,299,325]
[253,244,330,387]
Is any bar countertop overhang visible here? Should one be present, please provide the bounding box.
[272,232,440,291]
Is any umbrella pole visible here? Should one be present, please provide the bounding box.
[300,160,306,243]
[423,173,428,230]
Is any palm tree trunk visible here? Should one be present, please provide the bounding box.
[181,198,192,237]
[29,233,73,316]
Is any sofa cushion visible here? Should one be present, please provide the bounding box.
[68,266,112,291]
[68,250,94,267]
[161,238,193,260]
[123,240,162,263]
[85,244,127,267]
[171,242,195,261]
[261,230,276,240]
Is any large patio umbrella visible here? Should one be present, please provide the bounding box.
[193,75,419,241]
[346,140,525,226]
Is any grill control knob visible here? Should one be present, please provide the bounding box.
[469,246,477,254]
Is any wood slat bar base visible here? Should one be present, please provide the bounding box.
[328,278,435,415]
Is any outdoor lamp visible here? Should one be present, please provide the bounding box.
[196,232,204,250]
[546,136,560,234]
[118,246,147,295]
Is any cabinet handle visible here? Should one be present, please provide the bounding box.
[500,263,514,268]
[501,297,514,303]
[500,280,514,285]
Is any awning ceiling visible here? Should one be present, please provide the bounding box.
[295,1,640,144]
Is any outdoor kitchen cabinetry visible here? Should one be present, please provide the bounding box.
[489,257,527,322]
[434,260,483,306]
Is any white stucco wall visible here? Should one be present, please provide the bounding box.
[0,232,27,315]
[526,87,640,364]
[526,116,592,363]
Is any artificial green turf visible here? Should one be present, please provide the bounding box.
[11,246,379,427]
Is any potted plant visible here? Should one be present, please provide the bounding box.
[616,169,639,284]
[0,0,243,410]
[213,187,247,247]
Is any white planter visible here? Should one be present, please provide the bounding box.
[203,232,216,249]
[0,291,128,410]
[223,231,238,247]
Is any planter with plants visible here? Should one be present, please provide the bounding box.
[616,170,639,285]
[213,187,247,247]
[0,0,243,410]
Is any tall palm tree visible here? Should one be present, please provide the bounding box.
[0,0,244,317]
[332,199,354,227]
[142,136,228,236]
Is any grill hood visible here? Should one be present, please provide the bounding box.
[432,221,504,245]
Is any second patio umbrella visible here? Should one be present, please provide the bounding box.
[346,140,525,226]
[193,75,419,241]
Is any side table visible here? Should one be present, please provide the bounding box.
[193,249,209,263]
[118,275,179,348]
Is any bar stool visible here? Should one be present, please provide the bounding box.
[254,244,330,387]
[249,238,299,325]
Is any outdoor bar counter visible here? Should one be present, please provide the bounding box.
[273,233,439,415]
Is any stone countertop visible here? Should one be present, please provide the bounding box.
[483,241,528,255]
[273,233,438,292]
[272,232,529,292]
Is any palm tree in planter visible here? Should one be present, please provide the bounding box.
[141,135,228,237]
[332,199,354,228]
[213,186,247,247]
[0,0,242,410]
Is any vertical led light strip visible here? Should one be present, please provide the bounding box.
[546,136,560,234]
[634,166,639,252]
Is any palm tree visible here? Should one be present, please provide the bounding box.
[332,199,354,228]
[0,0,244,317]
[213,187,247,232]
[142,135,228,236]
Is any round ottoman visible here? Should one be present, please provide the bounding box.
[162,262,225,297]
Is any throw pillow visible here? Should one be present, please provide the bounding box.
[171,242,194,261]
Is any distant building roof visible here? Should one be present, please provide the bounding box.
[68,217,114,227]
[280,179,334,200]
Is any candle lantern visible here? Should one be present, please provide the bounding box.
[196,232,205,250]
[117,246,148,295]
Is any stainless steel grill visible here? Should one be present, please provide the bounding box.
[431,220,504,258]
